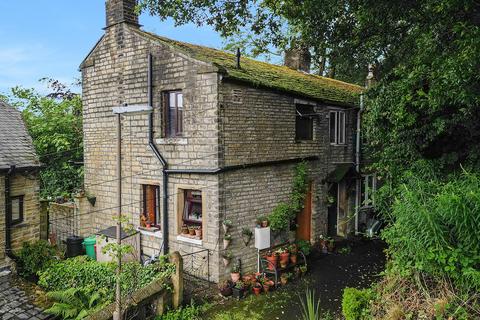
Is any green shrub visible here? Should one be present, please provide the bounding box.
[382,171,480,291]
[38,255,175,301]
[17,240,57,278]
[342,287,373,320]
[155,303,203,320]
[296,240,312,256]
[45,287,109,320]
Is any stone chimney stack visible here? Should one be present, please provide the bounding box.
[284,46,311,73]
[106,0,140,28]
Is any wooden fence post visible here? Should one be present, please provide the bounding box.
[170,251,184,309]
[39,200,49,241]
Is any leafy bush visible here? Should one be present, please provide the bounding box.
[296,240,312,256]
[269,203,292,231]
[45,287,108,320]
[38,256,175,300]
[382,171,480,291]
[155,303,203,320]
[17,240,57,279]
[342,287,373,320]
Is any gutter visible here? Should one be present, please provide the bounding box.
[5,165,18,261]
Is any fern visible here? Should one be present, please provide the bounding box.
[45,287,107,320]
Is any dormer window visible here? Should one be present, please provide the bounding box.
[163,91,183,137]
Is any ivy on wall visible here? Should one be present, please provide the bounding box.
[268,161,308,232]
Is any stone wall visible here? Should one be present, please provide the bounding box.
[9,173,40,253]
[81,23,221,280]
[0,175,5,262]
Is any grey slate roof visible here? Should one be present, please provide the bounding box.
[0,100,40,170]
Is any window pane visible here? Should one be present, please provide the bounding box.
[183,190,202,224]
[142,185,159,227]
[177,93,183,135]
[295,105,313,140]
[339,112,345,144]
[329,112,336,143]
[11,198,20,221]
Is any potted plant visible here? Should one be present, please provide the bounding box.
[140,214,147,228]
[230,263,241,283]
[289,243,298,264]
[223,219,233,233]
[252,282,262,296]
[218,280,233,297]
[242,228,253,246]
[194,226,202,239]
[260,277,274,293]
[257,215,268,228]
[193,211,201,221]
[188,226,196,236]
[232,281,246,299]
[265,250,278,271]
[299,265,307,276]
[222,251,233,267]
[278,247,290,268]
[318,235,328,254]
[181,224,189,235]
[280,272,291,286]
[327,237,335,253]
[223,233,232,249]
[255,217,262,228]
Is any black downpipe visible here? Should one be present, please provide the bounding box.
[5,165,17,261]
[147,54,170,254]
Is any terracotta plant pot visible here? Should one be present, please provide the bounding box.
[262,283,270,293]
[261,220,268,228]
[266,255,278,271]
[231,272,241,283]
[182,227,189,235]
[290,254,298,264]
[189,228,195,236]
[253,285,262,296]
[223,239,231,249]
[279,252,290,268]
[195,229,202,238]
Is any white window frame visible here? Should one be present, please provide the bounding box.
[329,110,346,145]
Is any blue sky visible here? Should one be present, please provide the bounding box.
[0,1,224,95]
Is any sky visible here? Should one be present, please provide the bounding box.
[0,1,224,95]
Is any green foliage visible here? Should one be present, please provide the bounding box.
[296,240,312,256]
[38,255,175,301]
[5,79,83,199]
[155,303,204,320]
[299,288,330,320]
[341,288,373,320]
[45,287,108,320]
[269,162,309,231]
[16,240,57,279]
[382,171,480,292]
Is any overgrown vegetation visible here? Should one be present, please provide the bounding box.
[341,288,373,320]
[269,161,308,232]
[45,287,109,320]
[16,240,58,279]
[1,79,83,199]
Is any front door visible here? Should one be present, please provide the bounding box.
[327,183,338,236]
[296,183,312,241]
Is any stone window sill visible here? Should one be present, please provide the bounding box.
[155,138,188,145]
[176,235,202,246]
[137,227,163,238]
[11,222,29,229]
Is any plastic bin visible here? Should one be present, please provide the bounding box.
[83,236,97,260]
[66,236,84,258]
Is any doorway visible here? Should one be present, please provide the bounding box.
[327,183,338,237]
[296,183,312,241]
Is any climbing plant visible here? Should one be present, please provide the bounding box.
[269,161,308,232]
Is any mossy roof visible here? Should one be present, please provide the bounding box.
[132,27,363,106]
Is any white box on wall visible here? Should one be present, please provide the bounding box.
[254,227,271,250]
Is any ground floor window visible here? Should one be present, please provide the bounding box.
[178,189,203,240]
[10,195,24,225]
[141,185,160,229]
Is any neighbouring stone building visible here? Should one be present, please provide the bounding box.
[80,0,373,282]
[0,101,42,267]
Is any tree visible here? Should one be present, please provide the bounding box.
[2,79,83,198]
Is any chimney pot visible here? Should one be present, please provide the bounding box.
[106,0,140,28]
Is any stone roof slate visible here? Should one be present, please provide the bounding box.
[131,26,363,106]
[0,100,40,170]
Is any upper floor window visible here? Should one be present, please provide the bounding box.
[10,195,24,225]
[295,104,314,141]
[163,91,183,137]
[329,110,346,145]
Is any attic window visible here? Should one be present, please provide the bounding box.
[231,89,244,104]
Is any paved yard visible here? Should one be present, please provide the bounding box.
[0,272,51,320]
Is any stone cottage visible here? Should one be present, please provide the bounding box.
[80,0,369,281]
[0,100,42,267]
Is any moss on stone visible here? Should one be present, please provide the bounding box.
[131,27,363,106]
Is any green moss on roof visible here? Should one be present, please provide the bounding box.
[132,27,362,106]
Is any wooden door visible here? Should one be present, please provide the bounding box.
[296,183,312,241]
